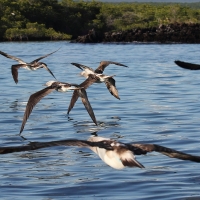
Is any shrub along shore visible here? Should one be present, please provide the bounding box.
[1,1,200,43]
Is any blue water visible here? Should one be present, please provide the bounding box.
[0,41,200,200]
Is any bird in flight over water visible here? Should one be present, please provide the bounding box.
[71,61,128,100]
[0,48,60,83]
[175,60,200,70]
[0,136,200,170]
[19,74,98,134]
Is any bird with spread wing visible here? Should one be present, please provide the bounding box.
[0,48,59,83]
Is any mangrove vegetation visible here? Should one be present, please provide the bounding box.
[1,0,200,41]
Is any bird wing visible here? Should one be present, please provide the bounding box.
[67,74,98,114]
[67,90,79,114]
[77,88,97,125]
[71,63,95,72]
[174,60,200,70]
[31,48,60,63]
[20,86,56,134]
[0,139,113,154]
[132,143,200,163]
[95,61,128,74]
[40,63,57,80]
[79,74,99,89]
[104,77,120,100]
[0,50,26,64]
[11,64,28,84]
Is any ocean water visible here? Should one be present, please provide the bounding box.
[0,41,200,200]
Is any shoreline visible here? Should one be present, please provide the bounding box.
[74,23,200,44]
[1,23,200,44]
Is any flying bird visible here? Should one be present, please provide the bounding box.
[175,60,200,70]
[71,61,128,100]
[20,74,98,134]
[93,61,128,74]
[0,49,59,83]
[88,136,200,169]
[0,136,199,170]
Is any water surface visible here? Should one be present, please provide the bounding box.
[0,41,200,199]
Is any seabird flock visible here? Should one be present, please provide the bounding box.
[0,48,200,170]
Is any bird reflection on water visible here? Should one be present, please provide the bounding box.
[70,115,121,134]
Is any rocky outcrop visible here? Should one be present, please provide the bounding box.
[74,28,103,43]
[74,23,200,43]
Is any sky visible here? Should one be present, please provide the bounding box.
[96,0,200,2]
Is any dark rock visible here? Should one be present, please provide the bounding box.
[74,29,103,43]
[74,23,200,43]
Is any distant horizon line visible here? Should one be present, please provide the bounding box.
[84,0,200,2]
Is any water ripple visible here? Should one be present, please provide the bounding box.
[0,42,200,199]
